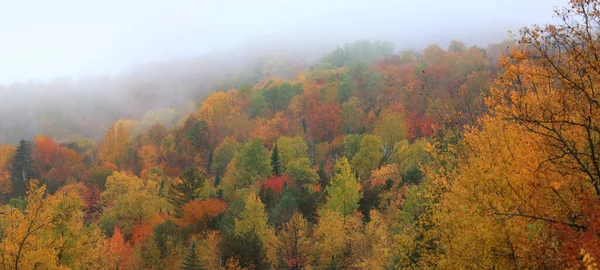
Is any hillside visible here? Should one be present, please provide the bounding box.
[0,1,599,269]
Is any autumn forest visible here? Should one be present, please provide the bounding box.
[1,0,600,269]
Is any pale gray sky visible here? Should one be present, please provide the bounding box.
[0,0,566,83]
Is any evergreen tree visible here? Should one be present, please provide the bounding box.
[214,167,221,187]
[168,167,206,217]
[180,240,202,270]
[185,119,212,154]
[206,149,213,174]
[271,143,282,176]
[11,139,34,198]
[301,118,307,134]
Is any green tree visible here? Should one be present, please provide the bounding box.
[248,90,269,118]
[263,82,303,112]
[168,167,206,217]
[323,157,362,217]
[351,135,383,179]
[211,137,238,174]
[271,143,282,176]
[391,138,430,185]
[344,134,363,161]
[276,136,308,171]
[341,97,363,134]
[180,241,202,270]
[223,139,271,189]
[337,72,355,103]
[10,139,34,198]
[185,119,212,154]
[285,158,319,189]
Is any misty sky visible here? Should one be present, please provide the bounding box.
[0,0,566,84]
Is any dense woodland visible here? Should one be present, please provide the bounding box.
[1,0,600,269]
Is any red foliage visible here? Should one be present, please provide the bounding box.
[406,112,434,140]
[307,103,342,142]
[261,175,293,194]
[32,135,84,183]
[551,195,600,268]
[82,184,101,221]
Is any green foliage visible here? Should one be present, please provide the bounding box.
[180,241,202,270]
[271,144,281,176]
[323,158,362,217]
[285,158,319,188]
[391,138,430,185]
[223,231,268,269]
[337,72,355,103]
[10,140,34,198]
[168,167,207,217]
[351,135,383,179]
[344,134,363,161]
[276,136,308,171]
[248,90,270,118]
[99,171,166,239]
[341,97,363,134]
[185,119,212,152]
[263,82,303,112]
[211,137,238,174]
[321,40,395,68]
[268,187,298,226]
[8,197,27,210]
[90,165,113,190]
[225,139,271,189]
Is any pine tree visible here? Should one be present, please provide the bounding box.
[214,167,221,187]
[206,149,213,174]
[168,167,206,217]
[11,139,34,198]
[180,241,202,270]
[271,143,282,176]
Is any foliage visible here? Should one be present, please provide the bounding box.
[323,157,362,217]
[222,139,271,190]
[168,167,207,217]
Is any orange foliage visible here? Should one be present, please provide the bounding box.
[307,103,342,142]
[132,222,153,245]
[174,198,228,227]
[32,135,84,184]
[105,226,133,268]
[0,145,16,194]
[164,166,184,179]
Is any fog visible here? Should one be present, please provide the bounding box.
[0,0,566,144]
[0,0,565,83]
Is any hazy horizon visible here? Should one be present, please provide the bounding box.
[0,0,565,84]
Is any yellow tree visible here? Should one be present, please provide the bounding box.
[99,171,167,239]
[357,210,393,269]
[234,190,275,266]
[0,144,16,195]
[373,108,409,161]
[351,135,383,180]
[323,157,362,218]
[314,209,365,268]
[99,119,134,167]
[272,212,315,269]
[0,180,104,269]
